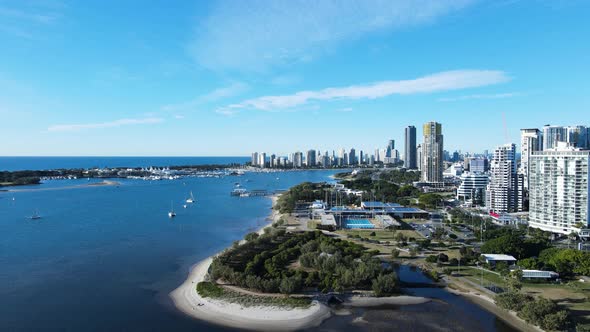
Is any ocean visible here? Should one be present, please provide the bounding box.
[0,156,250,171]
[0,159,516,331]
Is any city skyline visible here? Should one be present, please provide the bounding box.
[2,1,590,156]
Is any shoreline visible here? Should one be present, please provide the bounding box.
[445,283,541,332]
[169,195,332,331]
[3,180,121,192]
[170,195,530,332]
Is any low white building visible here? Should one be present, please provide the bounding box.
[481,254,517,266]
[521,269,559,280]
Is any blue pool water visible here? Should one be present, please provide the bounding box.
[344,218,375,229]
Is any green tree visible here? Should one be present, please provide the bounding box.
[391,249,400,259]
[372,273,398,297]
[481,233,525,258]
[495,292,533,311]
[244,232,259,242]
[507,277,522,292]
[418,193,443,209]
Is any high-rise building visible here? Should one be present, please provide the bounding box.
[421,122,444,183]
[416,144,422,171]
[486,144,522,214]
[349,148,356,165]
[457,173,489,205]
[387,140,395,156]
[567,125,589,149]
[528,142,590,235]
[293,152,303,168]
[359,150,364,165]
[251,152,259,166]
[259,153,266,168]
[469,158,489,173]
[306,150,316,167]
[520,128,543,189]
[270,154,276,167]
[543,125,568,150]
[405,126,417,169]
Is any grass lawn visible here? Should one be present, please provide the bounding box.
[455,266,507,288]
[402,218,430,224]
[523,281,590,327]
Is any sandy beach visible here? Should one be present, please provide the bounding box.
[5,180,120,192]
[345,295,430,307]
[169,195,332,331]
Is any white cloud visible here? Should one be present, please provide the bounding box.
[0,2,64,38]
[0,6,60,24]
[217,70,510,114]
[437,92,523,102]
[336,107,354,112]
[189,0,474,71]
[47,117,163,132]
[161,82,248,112]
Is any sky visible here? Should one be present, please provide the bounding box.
[1,0,589,156]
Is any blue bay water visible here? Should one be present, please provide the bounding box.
[0,170,336,331]
[0,156,250,171]
[0,165,516,331]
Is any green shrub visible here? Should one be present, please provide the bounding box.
[372,273,399,297]
[495,292,532,312]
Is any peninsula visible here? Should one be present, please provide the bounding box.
[170,195,430,331]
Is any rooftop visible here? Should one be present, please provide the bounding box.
[481,254,517,261]
[361,201,402,209]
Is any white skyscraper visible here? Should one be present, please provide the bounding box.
[259,153,266,168]
[416,144,422,171]
[520,128,542,189]
[293,152,303,168]
[251,152,259,166]
[486,144,523,215]
[529,142,590,235]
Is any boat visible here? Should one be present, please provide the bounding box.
[183,204,187,209]
[230,188,248,196]
[168,202,176,218]
[185,191,195,204]
[30,210,41,220]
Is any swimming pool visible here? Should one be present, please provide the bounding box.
[344,218,375,229]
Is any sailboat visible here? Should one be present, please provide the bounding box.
[168,201,176,218]
[30,210,41,220]
[185,191,195,204]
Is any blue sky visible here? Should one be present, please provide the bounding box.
[1,0,589,156]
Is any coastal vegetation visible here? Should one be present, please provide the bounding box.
[495,292,571,331]
[275,182,332,213]
[209,230,399,296]
[339,170,422,206]
[196,281,311,309]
